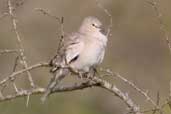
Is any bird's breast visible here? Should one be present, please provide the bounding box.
[70,34,107,72]
[80,40,105,65]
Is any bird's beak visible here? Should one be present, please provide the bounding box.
[99,26,107,35]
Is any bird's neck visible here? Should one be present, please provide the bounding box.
[82,31,108,47]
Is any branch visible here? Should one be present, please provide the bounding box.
[0,81,99,102]
[0,63,142,114]
[90,76,142,114]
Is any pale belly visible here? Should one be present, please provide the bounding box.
[71,42,104,72]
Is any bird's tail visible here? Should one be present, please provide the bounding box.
[49,54,65,73]
[41,68,68,102]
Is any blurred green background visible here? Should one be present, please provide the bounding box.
[0,0,171,114]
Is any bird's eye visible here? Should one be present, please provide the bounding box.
[92,24,95,26]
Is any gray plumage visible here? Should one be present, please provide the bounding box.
[41,16,108,102]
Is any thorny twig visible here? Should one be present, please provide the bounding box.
[57,16,65,54]
[146,0,171,54]
[170,80,171,97]
[11,56,20,93]
[34,8,66,103]
[0,12,8,20]
[41,69,68,102]
[0,49,18,55]
[96,0,112,37]
[144,0,171,113]
[35,8,65,54]
[35,8,60,21]
[0,62,49,86]
[89,76,142,114]
[0,56,20,100]
[102,69,158,108]
[7,0,35,88]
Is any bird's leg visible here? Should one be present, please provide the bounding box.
[78,72,84,79]
[85,67,98,79]
[69,67,84,79]
[92,67,98,76]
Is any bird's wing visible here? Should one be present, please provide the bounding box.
[49,32,84,72]
[64,33,84,64]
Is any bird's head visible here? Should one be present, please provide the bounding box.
[79,16,104,34]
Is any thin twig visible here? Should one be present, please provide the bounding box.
[100,68,161,113]
[170,80,171,97]
[0,12,8,20]
[166,80,171,110]
[0,62,49,86]
[41,68,68,102]
[156,91,160,106]
[35,8,60,21]
[105,69,157,106]
[35,8,64,54]
[90,76,142,114]
[57,17,65,54]
[95,0,113,37]
[0,49,18,55]
[1,84,7,93]
[0,91,4,100]
[13,0,26,9]
[11,56,20,93]
[144,0,171,113]
[7,0,35,88]
[151,92,160,114]
[146,0,171,54]
[26,93,30,107]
